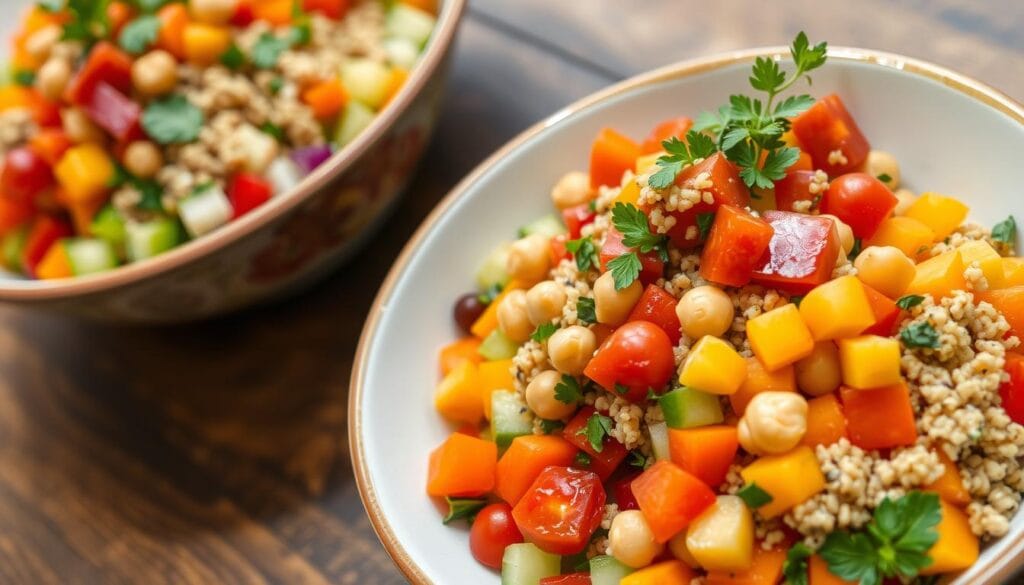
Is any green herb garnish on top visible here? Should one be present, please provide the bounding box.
[606,202,669,290]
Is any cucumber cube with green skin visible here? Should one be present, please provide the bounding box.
[65,238,118,275]
[178,186,232,239]
[340,58,391,110]
[478,329,519,361]
[590,555,635,585]
[476,241,512,291]
[491,390,533,450]
[647,421,671,461]
[90,204,126,255]
[2,224,29,274]
[501,543,560,585]
[659,387,724,429]
[334,100,376,146]
[519,214,567,239]
[125,218,183,262]
[385,4,436,48]
[383,37,419,70]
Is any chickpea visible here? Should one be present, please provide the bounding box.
[496,290,533,343]
[188,0,239,25]
[676,285,733,339]
[123,141,164,179]
[865,150,900,189]
[738,391,808,455]
[609,510,664,569]
[132,50,179,97]
[35,57,71,101]
[668,531,701,569]
[61,107,105,144]
[506,234,551,284]
[550,171,593,209]
[795,342,842,397]
[525,370,577,420]
[24,25,62,62]
[593,271,642,326]
[548,326,597,375]
[525,280,566,326]
[893,188,916,216]
[854,245,916,299]
[820,214,855,255]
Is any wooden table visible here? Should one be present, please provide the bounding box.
[2,2,1022,583]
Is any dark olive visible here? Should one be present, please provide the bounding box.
[453,293,486,334]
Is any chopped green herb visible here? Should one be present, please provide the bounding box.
[576,412,614,453]
[251,32,292,69]
[611,203,668,256]
[118,14,160,54]
[565,236,598,272]
[607,252,642,291]
[790,295,803,307]
[782,542,813,585]
[220,43,245,70]
[696,212,715,241]
[142,94,204,145]
[62,0,113,46]
[442,497,487,525]
[614,383,629,396]
[554,375,583,405]
[259,121,286,142]
[289,21,312,46]
[992,215,1017,245]
[574,451,592,467]
[648,130,718,189]
[629,451,649,469]
[12,70,36,87]
[531,322,558,343]
[876,173,893,183]
[538,419,564,435]
[901,322,940,349]
[737,482,774,509]
[896,294,926,311]
[477,283,503,305]
[268,76,286,95]
[847,237,862,261]
[576,297,597,325]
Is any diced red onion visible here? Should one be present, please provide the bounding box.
[290,145,334,174]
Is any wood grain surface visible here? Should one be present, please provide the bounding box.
[1,2,1022,583]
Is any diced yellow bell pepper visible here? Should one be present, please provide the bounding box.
[685,495,754,572]
[740,446,825,518]
[837,335,901,390]
[1003,257,1024,287]
[479,358,515,420]
[746,304,815,371]
[920,500,979,575]
[434,361,483,424]
[635,152,663,174]
[865,216,936,259]
[678,336,747,395]
[731,357,796,416]
[615,180,641,206]
[54,144,115,204]
[924,448,971,507]
[183,23,233,66]
[798,275,876,341]
[35,240,72,280]
[904,193,969,240]
[621,560,695,585]
[957,240,1004,289]
[906,250,966,299]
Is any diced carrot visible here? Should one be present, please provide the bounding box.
[479,358,515,420]
[157,3,190,59]
[809,554,856,585]
[35,240,72,279]
[632,460,716,543]
[639,116,693,154]
[976,287,1024,339]
[668,426,738,488]
[621,560,695,585]
[106,1,136,38]
[589,128,640,189]
[925,448,971,506]
[29,129,72,166]
[495,435,578,505]
[183,23,233,66]
[705,545,787,585]
[302,79,348,119]
[469,280,525,339]
[252,0,294,25]
[438,336,482,376]
[802,393,847,448]
[839,383,917,450]
[730,357,797,416]
[426,432,497,497]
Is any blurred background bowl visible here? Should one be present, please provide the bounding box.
[0,0,465,323]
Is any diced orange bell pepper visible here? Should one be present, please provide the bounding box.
[383,67,408,106]
[740,447,825,518]
[252,0,295,24]
[668,426,738,488]
[839,383,917,450]
[903,193,969,241]
[589,128,640,189]
[632,461,716,542]
[35,239,72,279]
[157,3,191,59]
[495,435,578,506]
[426,432,497,497]
[106,1,136,37]
[183,23,233,66]
[65,195,105,236]
[976,287,1024,339]
[621,560,695,585]
[920,500,979,575]
[434,360,483,425]
[837,335,902,390]
[808,554,856,585]
[303,79,348,119]
[746,303,816,371]
[469,280,525,339]
[438,336,483,376]
[799,275,876,340]
[925,448,971,506]
[802,393,847,448]
[54,144,115,204]
[906,250,966,300]
[478,358,515,420]
[865,216,936,259]
[705,545,787,585]
[731,357,796,416]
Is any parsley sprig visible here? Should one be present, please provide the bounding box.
[901,322,940,349]
[607,203,668,290]
[576,412,614,453]
[565,236,598,272]
[992,215,1017,245]
[648,131,717,189]
[782,542,813,585]
[554,375,583,405]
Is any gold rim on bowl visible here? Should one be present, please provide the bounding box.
[349,46,1024,585]
[0,0,467,302]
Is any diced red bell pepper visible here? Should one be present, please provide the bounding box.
[820,173,897,240]
[656,153,749,248]
[773,169,818,213]
[1,146,54,204]
[562,204,596,239]
[627,284,682,344]
[792,93,870,176]
[512,466,606,555]
[231,0,256,26]
[752,210,840,294]
[549,234,571,265]
[22,215,72,278]
[82,81,142,143]
[26,89,61,128]
[861,283,900,336]
[640,116,693,154]
[631,460,716,543]
[1000,354,1024,425]
[303,0,351,19]
[563,407,629,481]
[699,205,774,287]
[541,574,592,585]
[228,173,273,219]
[583,321,676,403]
[611,470,641,511]
[840,383,917,450]
[590,128,640,189]
[64,42,133,106]
[599,226,664,285]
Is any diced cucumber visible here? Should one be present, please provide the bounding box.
[266,156,303,195]
[647,421,671,461]
[1,224,28,274]
[90,204,126,255]
[179,186,233,238]
[589,555,634,585]
[479,329,519,361]
[519,214,567,239]
[385,4,435,48]
[383,37,420,70]
[340,58,392,110]
[491,390,533,450]
[65,238,118,276]
[334,100,377,146]
[501,543,560,585]
[125,218,183,262]
[476,241,512,291]
[659,387,724,429]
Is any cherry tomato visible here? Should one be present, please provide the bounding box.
[599,226,664,285]
[583,320,675,403]
[470,503,524,569]
[1000,354,1024,425]
[511,466,606,555]
[820,173,897,239]
[1,147,54,203]
[541,573,592,585]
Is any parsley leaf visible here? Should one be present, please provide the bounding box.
[773,94,816,119]
[268,76,285,95]
[220,43,245,70]
[847,237,863,261]
[566,236,598,272]
[992,215,1017,244]
[576,412,614,453]
[782,543,813,585]
[12,70,36,87]
[142,95,204,145]
[260,121,286,142]
[790,295,804,307]
[648,130,717,189]
[896,295,926,311]
[442,497,487,525]
[531,322,558,342]
[737,482,774,509]
[607,252,641,291]
[611,203,667,255]
[251,32,292,69]
[876,173,893,183]
[901,322,940,349]
[576,297,597,325]
[696,212,715,241]
[118,14,160,54]
[538,419,564,435]
[629,451,649,469]
[574,451,592,467]
[614,383,630,396]
[554,375,582,404]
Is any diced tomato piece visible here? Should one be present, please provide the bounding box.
[839,383,917,450]
[64,42,133,105]
[640,116,693,154]
[752,211,840,294]
[1000,354,1024,425]
[22,215,72,278]
[773,169,818,213]
[599,226,664,285]
[611,470,641,511]
[541,574,592,585]
[627,284,682,344]
[303,0,351,19]
[228,173,273,219]
[1,146,54,203]
[631,460,716,543]
[821,173,898,239]
[512,466,606,555]
[583,321,676,403]
[655,153,749,248]
[562,204,596,239]
[29,129,72,166]
[860,284,900,336]
[231,0,255,25]
[82,81,142,143]
[589,128,640,189]
[792,93,870,176]
[549,233,571,265]
[0,197,34,235]
[699,205,774,287]
[563,407,629,480]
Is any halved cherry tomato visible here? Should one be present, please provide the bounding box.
[599,226,664,286]
[820,173,897,239]
[627,284,682,344]
[640,116,693,154]
[699,205,774,287]
[1000,354,1024,425]
[1,146,54,203]
[752,210,840,294]
[563,407,629,481]
[653,152,749,248]
[541,574,592,585]
[562,204,596,239]
[583,321,675,403]
[470,503,524,570]
[791,93,870,176]
[511,466,606,555]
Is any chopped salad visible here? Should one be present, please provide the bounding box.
[427,33,1024,585]
[0,0,436,279]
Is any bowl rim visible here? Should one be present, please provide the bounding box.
[0,0,467,301]
[349,46,1024,585]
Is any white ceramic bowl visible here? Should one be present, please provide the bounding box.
[351,47,1024,584]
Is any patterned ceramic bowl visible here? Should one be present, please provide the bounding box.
[0,0,465,323]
